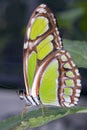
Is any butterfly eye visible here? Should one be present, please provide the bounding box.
[35,11,38,15]
[19,89,24,100]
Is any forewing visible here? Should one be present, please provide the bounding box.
[23,4,62,95]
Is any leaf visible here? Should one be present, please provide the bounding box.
[0,106,87,130]
[75,2,87,33]
[63,39,87,68]
[57,8,84,29]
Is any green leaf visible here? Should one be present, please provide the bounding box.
[0,106,87,130]
[75,2,87,33]
[57,8,84,29]
[63,39,87,68]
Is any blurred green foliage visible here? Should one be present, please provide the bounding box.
[57,8,84,39]
[76,2,87,37]
[63,39,87,68]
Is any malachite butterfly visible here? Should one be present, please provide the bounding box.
[19,4,82,107]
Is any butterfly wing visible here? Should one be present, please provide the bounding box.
[31,50,81,107]
[23,4,81,107]
[23,4,62,96]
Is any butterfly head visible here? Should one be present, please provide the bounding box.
[19,89,26,100]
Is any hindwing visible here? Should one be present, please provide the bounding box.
[30,50,81,107]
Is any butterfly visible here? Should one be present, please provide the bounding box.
[19,4,82,107]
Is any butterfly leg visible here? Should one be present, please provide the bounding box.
[40,104,53,117]
[21,104,32,119]
[43,105,54,115]
[40,104,45,117]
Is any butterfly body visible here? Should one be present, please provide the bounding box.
[20,4,82,107]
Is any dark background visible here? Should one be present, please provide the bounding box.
[0,0,87,129]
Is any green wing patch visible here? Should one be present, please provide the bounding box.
[37,35,54,60]
[64,87,73,96]
[30,16,49,40]
[39,59,59,105]
[27,51,37,88]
